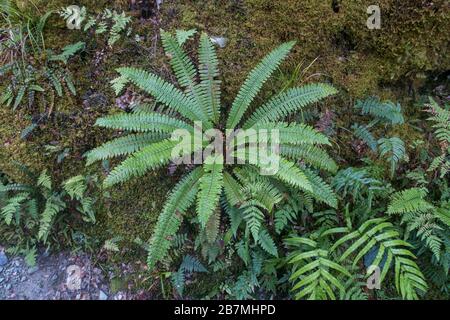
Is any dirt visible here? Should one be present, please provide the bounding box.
[0,247,132,300]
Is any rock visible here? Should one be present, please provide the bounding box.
[0,267,3,273]
[28,266,39,275]
[5,284,11,290]
[99,290,108,300]
[66,265,82,291]
[0,252,8,266]
[0,277,4,284]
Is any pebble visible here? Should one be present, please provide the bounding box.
[0,252,8,266]
[28,266,39,275]
[99,290,108,300]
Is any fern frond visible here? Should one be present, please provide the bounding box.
[352,123,377,152]
[94,112,193,133]
[175,29,197,46]
[37,170,52,190]
[115,67,212,127]
[280,144,338,173]
[331,218,428,299]
[286,236,350,300]
[85,132,169,165]
[252,122,331,146]
[355,97,404,125]
[258,228,278,257]
[103,139,181,187]
[147,167,203,270]
[244,84,337,128]
[198,33,221,123]
[302,168,338,208]
[387,188,434,215]
[197,159,224,227]
[1,193,29,225]
[378,137,407,177]
[226,41,296,129]
[38,195,66,242]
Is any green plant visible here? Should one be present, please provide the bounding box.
[0,5,84,130]
[59,7,132,47]
[0,164,97,263]
[426,97,450,178]
[86,29,338,271]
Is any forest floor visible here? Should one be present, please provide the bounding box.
[0,246,138,300]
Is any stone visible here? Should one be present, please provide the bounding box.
[0,252,8,266]
[28,266,39,275]
[99,290,108,300]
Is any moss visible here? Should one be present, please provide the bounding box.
[2,0,449,259]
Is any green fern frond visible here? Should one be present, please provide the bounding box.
[227,41,296,129]
[281,144,338,173]
[302,168,338,208]
[147,167,203,270]
[243,84,337,128]
[355,97,404,125]
[378,137,407,177]
[331,218,428,299]
[115,67,212,127]
[387,188,434,215]
[1,193,29,225]
[352,123,377,151]
[286,236,350,300]
[197,159,224,227]
[103,139,181,187]
[38,195,66,242]
[85,132,169,165]
[252,122,331,146]
[37,170,52,190]
[258,228,278,257]
[95,112,193,133]
[198,33,221,123]
[175,29,197,46]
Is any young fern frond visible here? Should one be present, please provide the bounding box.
[1,193,29,225]
[38,195,66,242]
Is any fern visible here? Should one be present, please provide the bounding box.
[38,195,66,242]
[226,41,296,129]
[388,188,446,262]
[286,236,351,300]
[147,168,203,269]
[378,137,407,177]
[89,31,337,270]
[355,97,404,125]
[331,218,428,299]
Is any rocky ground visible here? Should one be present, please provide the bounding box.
[0,247,138,300]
